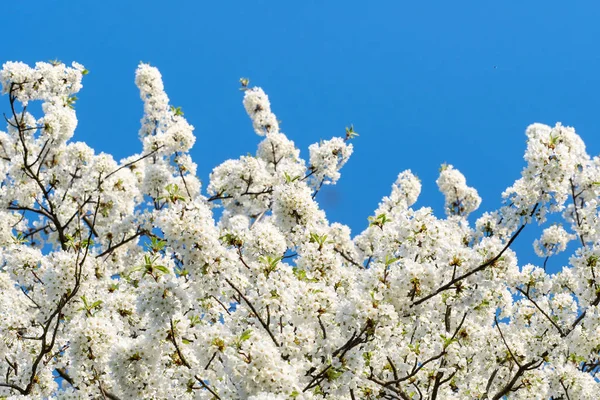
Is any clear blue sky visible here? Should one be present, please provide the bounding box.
[4,1,600,272]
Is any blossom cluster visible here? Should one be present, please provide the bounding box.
[0,61,599,400]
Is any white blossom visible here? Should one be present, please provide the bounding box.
[534,224,575,257]
[0,62,599,400]
[437,163,481,217]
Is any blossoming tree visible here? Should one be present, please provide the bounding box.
[0,61,599,400]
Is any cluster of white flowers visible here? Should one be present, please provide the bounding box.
[379,170,421,212]
[534,224,575,257]
[0,61,85,147]
[437,163,481,217]
[1,60,600,399]
[243,87,279,136]
[308,137,353,185]
[0,61,84,104]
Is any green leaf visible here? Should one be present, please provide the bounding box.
[161,183,186,203]
[363,351,373,367]
[65,95,78,109]
[293,267,307,280]
[260,255,283,277]
[91,300,103,309]
[309,233,329,249]
[219,233,243,247]
[170,105,184,116]
[189,315,201,328]
[325,367,343,381]
[284,172,300,183]
[384,254,399,266]
[12,232,28,244]
[345,124,359,140]
[368,213,389,228]
[240,329,252,342]
[153,265,170,275]
[148,237,167,253]
[129,265,145,274]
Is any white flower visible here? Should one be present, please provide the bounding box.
[308,137,353,185]
[244,87,280,135]
[0,60,599,400]
[437,164,481,217]
[534,224,575,257]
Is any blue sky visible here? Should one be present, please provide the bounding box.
[4,1,600,272]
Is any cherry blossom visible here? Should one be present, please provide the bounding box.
[0,60,599,399]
